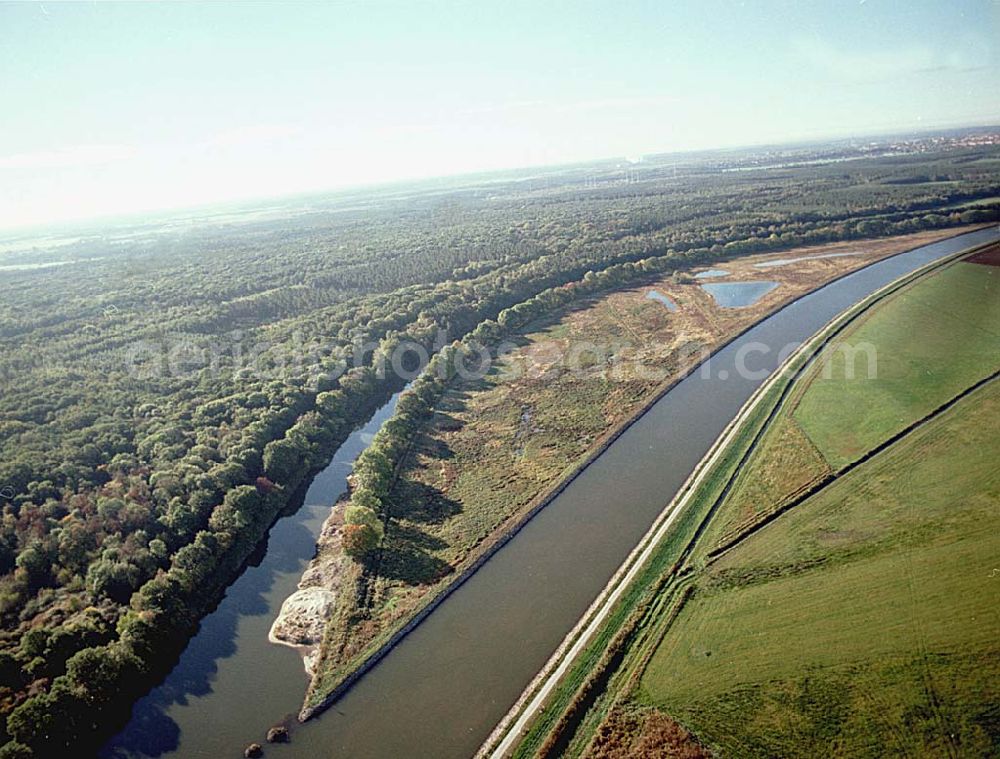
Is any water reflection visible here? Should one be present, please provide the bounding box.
[754,250,860,268]
[701,280,778,307]
[644,289,677,310]
[694,268,730,279]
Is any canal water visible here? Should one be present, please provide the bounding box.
[103,226,999,759]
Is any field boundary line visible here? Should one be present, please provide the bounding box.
[707,366,1000,562]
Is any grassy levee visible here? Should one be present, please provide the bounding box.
[499,241,996,758]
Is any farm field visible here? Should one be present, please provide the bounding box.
[640,377,1000,757]
[793,257,1000,466]
[512,244,1000,759]
[705,253,1000,551]
[302,229,974,703]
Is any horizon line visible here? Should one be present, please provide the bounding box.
[2,118,998,239]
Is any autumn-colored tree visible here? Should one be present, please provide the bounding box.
[255,476,277,494]
[342,522,383,560]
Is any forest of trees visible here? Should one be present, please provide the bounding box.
[0,137,998,756]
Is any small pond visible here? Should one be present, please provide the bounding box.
[694,269,730,279]
[755,251,860,269]
[700,280,778,308]
[645,289,677,311]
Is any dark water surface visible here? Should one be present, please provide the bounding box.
[104,227,999,759]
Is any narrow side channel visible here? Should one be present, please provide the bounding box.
[100,390,407,758]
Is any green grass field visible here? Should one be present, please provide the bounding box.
[793,260,1000,468]
[628,256,1000,757]
[638,379,1000,756]
[705,258,1000,551]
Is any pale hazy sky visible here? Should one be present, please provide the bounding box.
[1,0,998,230]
